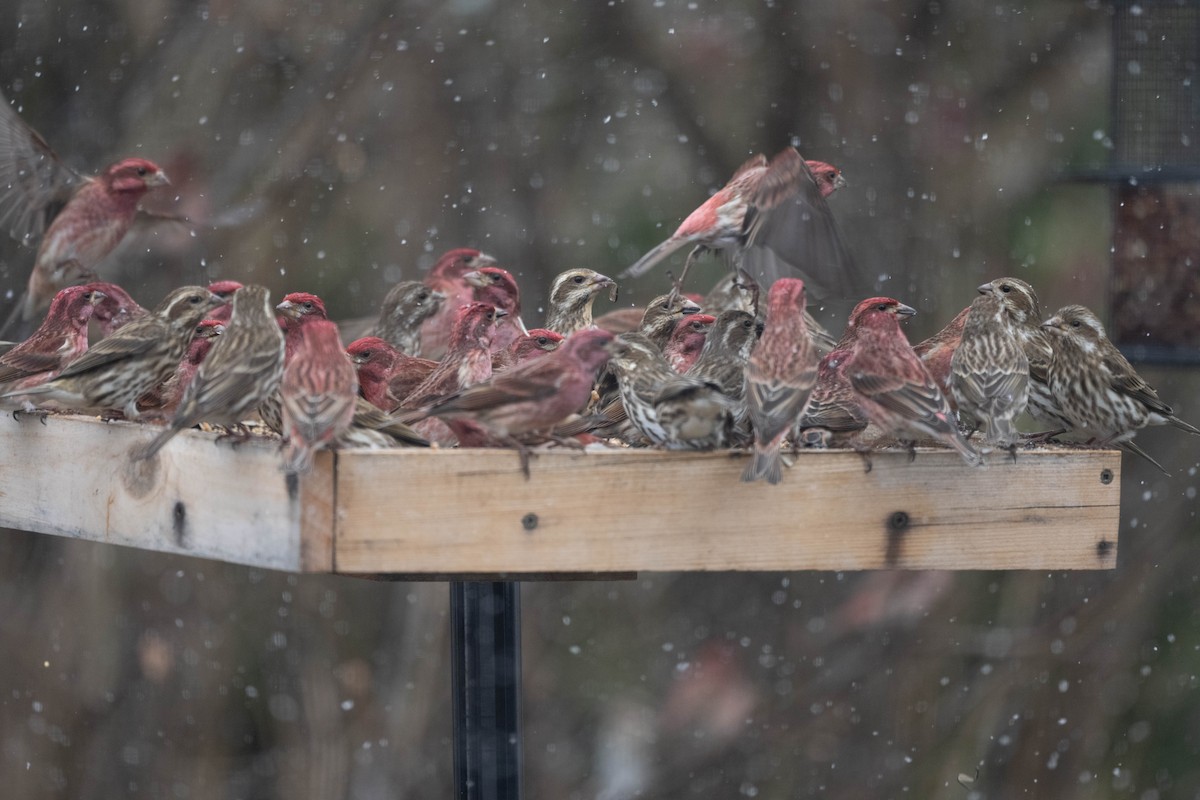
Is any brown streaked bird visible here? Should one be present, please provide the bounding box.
[1042,304,1200,447]
[3,285,221,418]
[369,280,445,356]
[136,285,284,459]
[951,291,1029,451]
[544,268,617,336]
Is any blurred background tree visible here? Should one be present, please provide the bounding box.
[0,0,1197,798]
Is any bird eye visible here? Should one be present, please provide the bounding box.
[136,166,148,177]
[877,304,889,312]
[1071,320,1081,328]
[536,336,549,345]
[572,275,585,284]
[302,302,313,310]
[189,295,202,305]
[418,290,429,301]
[1001,284,1012,293]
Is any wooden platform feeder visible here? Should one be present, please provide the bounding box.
[0,411,1123,800]
[0,412,1121,576]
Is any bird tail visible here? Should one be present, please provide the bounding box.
[618,238,685,280]
[742,440,785,485]
[948,431,983,466]
[133,426,181,461]
[1118,440,1171,477]
[1168,414,1200,437]
[282,442,314,474]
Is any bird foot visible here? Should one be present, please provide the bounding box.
[1022,428,1066,444]
[216,423,253,448]
[12,408,51,425]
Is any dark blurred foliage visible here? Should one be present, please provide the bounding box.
[0,0,1197,798]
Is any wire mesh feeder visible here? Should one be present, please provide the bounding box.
[1104,1,1200,364]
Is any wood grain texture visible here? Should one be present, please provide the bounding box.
[334,447,1121,574]
[0,412,333,572]
[0,414,1121,575]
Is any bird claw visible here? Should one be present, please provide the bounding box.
[12,408,50,425]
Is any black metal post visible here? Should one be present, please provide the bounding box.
[451,581,522,800]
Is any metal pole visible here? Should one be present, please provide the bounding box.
[451,581,522,800]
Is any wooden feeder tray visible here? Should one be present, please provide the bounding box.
[0,412,1121,575]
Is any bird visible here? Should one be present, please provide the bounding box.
[4,285,221,419]
[280,319,357,473]
[139,318,226,417]
[493,329,564,370]
[462,266,526,353]
[979,277,1069,435]
[638,293,704,350]
[742,278,820,484]
[419,248,499,358]
[1041,304,1200,447]
[136,285,284,459]
[913,305,969,412]
[543,268,616,336]
[842,297,981,466]
[663,313,716,373]
[259,292,332,433]
[950,291,1029,451]
[0,87,174,335]
[369,281,445,356]
[347,337,410,411]
[619,148,855,300]
[0,284,106,395]
[89,282,149,336]
[206,280,245,324]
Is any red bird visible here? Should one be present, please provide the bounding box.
[400,302,502,411]
[463,266,526,354]
[140,318,225,417]
[620,148,854,299]
[88,282,149,336]
[663,313,715,373]
[206,280,245,323]
[913,305,970,413]
[493,329,563,370]
[421,328,614,447]
[0,284,105,395]
[0,89,172,335]
[346,336,437,412]
[742,279,819,484]
[258,292,330,432]
[419,248,499,359]
[843,298,981,466]
[281,319,358,473]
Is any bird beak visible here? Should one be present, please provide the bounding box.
[462,270,488,288]
[681,301,703,316]
[493,309,509,319]
[431,290,447,302]
[147,170,170,188]
[89,290,108,305]
[977,283,992,295]
[895,303,917,317]
[1041,317,1063,331]
[350,352,368,365]
[276,300,298,319]
[833,173,848,190]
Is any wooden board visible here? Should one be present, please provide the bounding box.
[0,413,1121,575]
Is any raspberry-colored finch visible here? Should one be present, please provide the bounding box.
[493,329,564,370]
[743,279,819,484]
[620,148,854,299]
[843,297,981,465]
[0,88,172,334]
[1042,304,1200,446]
[89,281,149,336]
[258,292,330,433]
[544,268,616,336]
[280,319,357,473]
[950,291,1029,451]
[140,319,225,417]
[663,313,716,373]
[420,248,498,358]
[0,284,104,394]
[913,305,969,412]
[369,280,444,356]
[463,266,526,353]
[419,328,614,445]
[5,286,221,418]
[137,285,284,459]
[399,301,503,411]
[346,337,406,410]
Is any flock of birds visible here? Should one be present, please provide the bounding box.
[0,88,1196,482]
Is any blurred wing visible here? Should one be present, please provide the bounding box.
[741,153,861,301]
[54,321,162,378]
[433,360,561,414]
[852,369,950,426]
[0,347,64,380]
[0,88,85,245]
